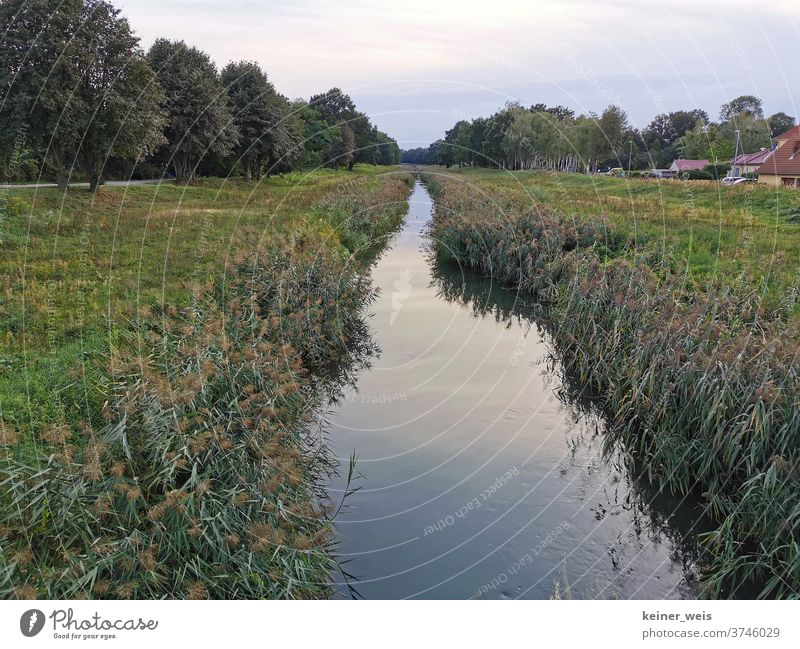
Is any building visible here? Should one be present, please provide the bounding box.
[756,125,800,187]
[669,159,709,173]
[731,149,773,176]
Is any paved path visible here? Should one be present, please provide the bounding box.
[0,178,173,189]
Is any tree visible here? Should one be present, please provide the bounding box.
[641,110,707,168]
[0,0,165,191]
[308,87,356,124]
[719,113,771,156]
[573,114,604,172]
[347,112,376,170]
[329,124,355,169]
[482,109,514,167]
[375,131,400,165]
[147,39,237,182]
[221,60,296,180]
[305,88,395,170]
[469,117,487,164]
[597,105,630,163]
[401,147,432,164]
[546,105,575,121]
[680,121,718,160]
[451,121,474,166]
[0,0,85,188]
[74,1,166,192]
[768,112,795,138]
[719,95,764,121]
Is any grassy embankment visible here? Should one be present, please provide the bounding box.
[0,166,413,599]
[422,168,799,598]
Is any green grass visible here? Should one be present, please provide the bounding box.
[0,165,413,599]
[427,168,800,308]
[0,166,403,434]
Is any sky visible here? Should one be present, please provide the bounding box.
[116,0,800,147]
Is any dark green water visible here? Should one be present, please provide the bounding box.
[328,181,708,599]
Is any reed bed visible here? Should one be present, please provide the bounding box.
[423,172,799,598]
[0,172,412,599]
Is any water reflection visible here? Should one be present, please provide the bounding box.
[428,255,712,596]
[327,182,708,599]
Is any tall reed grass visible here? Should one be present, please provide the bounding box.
[423,173,799,598]
[0,174,412,599]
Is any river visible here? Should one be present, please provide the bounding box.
[326,180,707,599]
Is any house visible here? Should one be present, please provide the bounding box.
[669,159,709,173]
[756,125,800,187]
[731,149,773,176]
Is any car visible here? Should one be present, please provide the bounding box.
[721,176,754,186]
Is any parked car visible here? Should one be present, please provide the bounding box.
[720,176,754,186]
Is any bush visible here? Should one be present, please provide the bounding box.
[684,169,715,180]
[704,163,730,179]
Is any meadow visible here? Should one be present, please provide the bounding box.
[422,169,799,598]
[431,168,800,310]
[0,166,413,598]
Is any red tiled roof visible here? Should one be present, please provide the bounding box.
[732,149,773,165]
[671,159,709,171]
[757,126,800,176]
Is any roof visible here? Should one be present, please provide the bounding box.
[756,126,800,176]
[670,159,709,171]
[732,149,773,165]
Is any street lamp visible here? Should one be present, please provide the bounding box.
[732,129,741,177]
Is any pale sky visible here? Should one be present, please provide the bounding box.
[116,0,800,147]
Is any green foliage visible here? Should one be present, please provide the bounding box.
[719,95,764,121]
[295,89,398,171]
[768,112,796,138]
[421,95,789,176]
[221,61,301,180]
[147,39,238,182]
[0,0,165,190]
[75,1,167,191]
[0,0,84,187]
[704,163,730,179]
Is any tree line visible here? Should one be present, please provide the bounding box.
[0,0,399,191]
[402,95,794,174]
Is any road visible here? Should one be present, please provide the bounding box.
[0,178,173,189]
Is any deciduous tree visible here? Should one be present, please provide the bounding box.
[147,39,237,182]
[75,0,166,192]
[1,0,87,188]
[221,60,296,180]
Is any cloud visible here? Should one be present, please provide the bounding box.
[116,0,799,144]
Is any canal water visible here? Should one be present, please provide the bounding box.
[327,180,706,599]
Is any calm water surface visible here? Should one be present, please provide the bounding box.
[327,181,706,599]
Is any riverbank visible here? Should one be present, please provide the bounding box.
[422,170,799,598]
[420,167,800,310]
[0,167,413,598]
